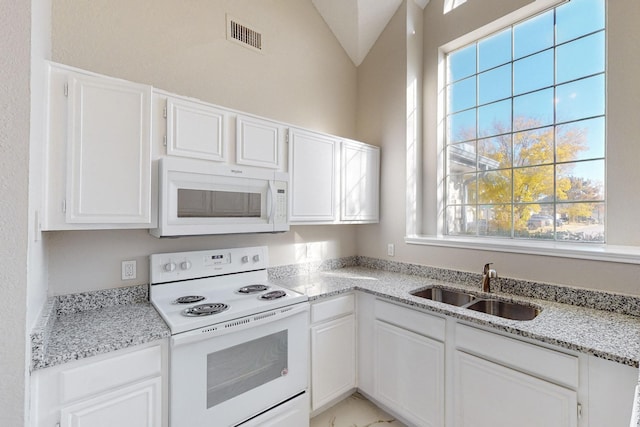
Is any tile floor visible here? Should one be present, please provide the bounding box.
[310,392,406,427]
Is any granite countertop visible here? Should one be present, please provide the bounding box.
[272,266,640,367]
[32,265,640,370]
[29,260,640,424]
[31,285,170,371]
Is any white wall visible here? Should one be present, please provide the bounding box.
[46,0,360,295]
[0,0,32,424]
[356,0,640,296]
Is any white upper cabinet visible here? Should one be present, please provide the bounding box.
[289,129,380,225]
[236,114,285,170]
[289,128,339,223]
[341,139,380,222]
[43,62,153,229]
[165,96,227,162]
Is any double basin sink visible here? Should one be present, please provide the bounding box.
[411,287,540,321]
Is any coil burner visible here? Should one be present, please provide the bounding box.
[259,290,287,301]
[174,295,206,304]
[237,284,270,294]
[183,303,230,317]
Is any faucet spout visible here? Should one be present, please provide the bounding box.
[482,263,497,292]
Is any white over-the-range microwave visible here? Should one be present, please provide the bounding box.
[150,157,289,237]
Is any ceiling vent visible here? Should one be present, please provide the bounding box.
[226,15,263,53]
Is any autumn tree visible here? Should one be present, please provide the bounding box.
[451,117,598,235]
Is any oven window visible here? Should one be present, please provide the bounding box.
[177,189,261,218]
[206,330,288,409]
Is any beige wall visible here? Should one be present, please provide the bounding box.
[47,226,357,295]
[52,0,356,138]
[45,0,640,297]
[1,0,32,424]
[356,2,408,262]
[47,0,359,295]
[356,0,640,296]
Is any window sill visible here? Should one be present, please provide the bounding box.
[405,235,640,264]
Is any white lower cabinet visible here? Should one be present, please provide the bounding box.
[310,294,357,413]
[354,292,637,427]
[59,377,161,427]
[374,321,444,426]
[454,351,577,427]
[372,299,445,427]
[587,354,638,427]
[31,341,167,427]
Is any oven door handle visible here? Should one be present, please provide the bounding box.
[171,303,309,348]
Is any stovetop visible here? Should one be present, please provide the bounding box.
[149,247,308,334]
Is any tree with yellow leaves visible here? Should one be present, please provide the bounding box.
[471,117,600,235]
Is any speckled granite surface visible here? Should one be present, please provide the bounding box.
[30,285,170,371]
[31,258,640,373]
[272,266,640,368]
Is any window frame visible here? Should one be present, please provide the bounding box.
[405,0,640,264]
[442,2,606,243]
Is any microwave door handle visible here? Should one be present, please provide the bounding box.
[267,181,275,223]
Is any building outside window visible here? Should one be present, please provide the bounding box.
[443,0,605,242]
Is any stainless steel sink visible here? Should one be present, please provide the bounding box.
[411,288,477,307]
[466,299,540,321]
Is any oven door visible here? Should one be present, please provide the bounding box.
[169,304,309,427]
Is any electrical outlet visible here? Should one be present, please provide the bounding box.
[387,243,395,257]
[122,260,137,280]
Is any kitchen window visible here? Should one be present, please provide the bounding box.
[443,0,605,243]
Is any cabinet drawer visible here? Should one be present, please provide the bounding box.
[60,345,162,403]
[374,298,445,341]
[311,294,355,324]
[455,323,579,388]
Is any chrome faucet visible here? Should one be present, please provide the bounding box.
[482,263,497,292]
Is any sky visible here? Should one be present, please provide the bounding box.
[446,0,606,185]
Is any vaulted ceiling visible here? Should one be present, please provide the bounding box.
[312,0,429,66]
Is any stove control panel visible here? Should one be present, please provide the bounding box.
[204,253,231,267]
[150,246,269,284]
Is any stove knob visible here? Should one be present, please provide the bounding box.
[180,261,192,270]
[163,262,176,272]
[241,255,249,263]
[253,255,260,262]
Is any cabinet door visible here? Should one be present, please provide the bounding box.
[311,314,356,410]
[236,115,284,169]
[454,351,578,427]
[374,320,444,427]
[289,129,339,222]
[165,96,227,161]
[587,355,638,427]
[66,73,152,224]
[341,140,380,222]
[60,377,162,427]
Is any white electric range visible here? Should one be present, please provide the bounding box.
[150,246,310,427]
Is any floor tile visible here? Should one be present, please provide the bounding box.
[310,393,406,427]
